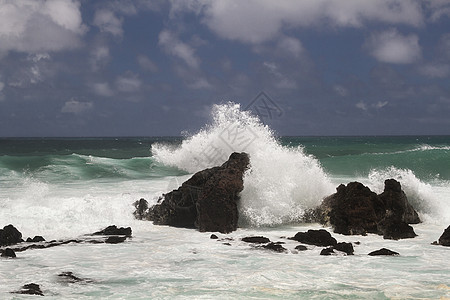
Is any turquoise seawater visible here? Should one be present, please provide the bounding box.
[1,104,449,299]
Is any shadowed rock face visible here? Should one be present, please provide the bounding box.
[316,179,420,239]
[437,225,450,246]
[0,224,23,246]
[138,152,250,233]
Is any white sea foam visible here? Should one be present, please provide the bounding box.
[152,102,334,227]
[366,167,449,224]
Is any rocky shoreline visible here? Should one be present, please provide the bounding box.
[2,152,449,296]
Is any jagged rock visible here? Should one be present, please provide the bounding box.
[142,152,250,233]
[290,229,337,247]
[26,236,46,242]
[334,242,354,255]
[93,225,132,237]
[262,242,287,253]
[378,218,417,240]
[320,247,335,255]
[368,248,399,256]
[11,283,44,296]
[133,198,149,220]
[0,224,23,246]
[1,248,16,258]
[242,236,271,244]
[379,179,420,224]
[437,225,450,246]
[316,179,420,239]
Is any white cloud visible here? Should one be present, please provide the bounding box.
[158,30,200,69]
[177,0,424,44]
[92,82,114,97]
[418,63,450,78]
[187,77,212,89]
[425,0,450,22]
[263,61,297,89]
[276,36,304,59]
[375,101,388,109]
[137,55,158,72]
[365,29,422,64]
[61,99,93,114]
[90,45,110,71]
[93,9,123,37]
[0,0,85,53]
[116,73,142,93]
[356,101,368,111]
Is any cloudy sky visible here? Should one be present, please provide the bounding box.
[1,0,449,137]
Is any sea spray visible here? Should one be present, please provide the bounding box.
[366,167,449,224]
[152,102,334,227]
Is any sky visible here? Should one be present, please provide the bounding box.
[0,0,450,137]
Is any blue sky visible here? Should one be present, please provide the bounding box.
[0,0,449,137]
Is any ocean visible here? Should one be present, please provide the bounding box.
[1,103,449,299]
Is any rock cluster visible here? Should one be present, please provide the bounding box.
[135,152,250,233]
[315,179,420,239]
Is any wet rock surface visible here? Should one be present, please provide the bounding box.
[138,152,250,233]
[316,179,420,239]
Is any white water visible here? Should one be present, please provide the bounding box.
[153,103,334,227]
[1,103,449,299]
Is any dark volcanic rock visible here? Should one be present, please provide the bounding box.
[368,248,399,256]
[320,247,335,255]
[133,198,149,220]
[334,242,354,255]
[242,236,271,244]
[0,224,23,246]
[290,229,337,247]
[11,283,44,296]
[26,236,46,243]
[379,179,420,224]
[316,179,420,239]
[378,219,417,240]
[262,242,287,253]
[295,245,308,251]
[57,272,93,284]
[437,225,450,246]
[1,248,16,258]
[93,225,132,237]
[142,152,250,233]
[210,234,219,239]
[105,236,127,244]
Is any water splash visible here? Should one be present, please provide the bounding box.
[152,102,334,227]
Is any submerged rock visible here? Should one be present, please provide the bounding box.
[437,225,450,246]
[0,224,23,246]
[316,179,420,239]
[242,236,271,244]
[1,248,16,258]
[93,225,132,237]
[57,272,94,284]
[26,236,46,243]
[262,242,287,253]
[290,229,337,247]
[140,152,250,233]
[368,248,399,256]
[11,283,44,296]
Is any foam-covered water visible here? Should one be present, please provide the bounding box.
[1,104,449,299]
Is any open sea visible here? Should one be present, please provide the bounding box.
[1,104,449,299]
